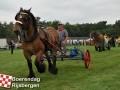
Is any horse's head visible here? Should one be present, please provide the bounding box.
[91,32,99,41]
[13,7,37,35]
[91,32,105,45]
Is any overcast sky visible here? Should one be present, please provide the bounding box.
[0,0,120,24]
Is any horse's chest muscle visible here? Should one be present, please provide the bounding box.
[23,42,43,55]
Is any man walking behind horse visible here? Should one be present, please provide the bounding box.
[57,23,68,60]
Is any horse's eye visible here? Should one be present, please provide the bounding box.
[24,16,28,21]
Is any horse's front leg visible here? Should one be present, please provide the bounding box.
[35,51,46,73]
[24,52,35,78]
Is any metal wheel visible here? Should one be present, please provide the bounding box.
[84,50,91,69]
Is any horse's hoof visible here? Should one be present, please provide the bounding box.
[27,73,35,78]
[37,63,46,73]
[61,58,64,61]
[53,67,58,74]
[49,67,58,74]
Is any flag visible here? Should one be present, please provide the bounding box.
[0,74,12,88]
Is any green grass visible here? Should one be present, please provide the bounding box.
[0,46,120,90]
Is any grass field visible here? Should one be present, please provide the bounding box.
[0,46,120,90]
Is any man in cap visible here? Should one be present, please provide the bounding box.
[57,23,68,60]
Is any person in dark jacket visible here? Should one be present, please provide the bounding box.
[9,40,15,54]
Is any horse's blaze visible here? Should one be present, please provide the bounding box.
[84,50,91,69]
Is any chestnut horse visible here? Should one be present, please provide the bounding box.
[13,8,59,78]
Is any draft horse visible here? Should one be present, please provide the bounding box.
[91,32,105,52]
[91,32,110,52]
[13,8,59,78]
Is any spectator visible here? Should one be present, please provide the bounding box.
[9,40,15,54]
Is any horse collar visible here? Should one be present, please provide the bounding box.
[23,31,39,42]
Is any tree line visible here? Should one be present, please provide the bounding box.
[0,20,120,39]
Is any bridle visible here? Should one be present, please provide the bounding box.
[15,12,31,30]
[15,11,39,42]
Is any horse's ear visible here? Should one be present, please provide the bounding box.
[20,7,23,11]
[28,7,32,12]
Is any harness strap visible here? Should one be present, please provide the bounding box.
[41,29,48,40]
[40,37,51,51]
[40,36,66,55]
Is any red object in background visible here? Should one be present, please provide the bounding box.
[84,50,91,69]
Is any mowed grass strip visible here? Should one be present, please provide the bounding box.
[0,46,120,90]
